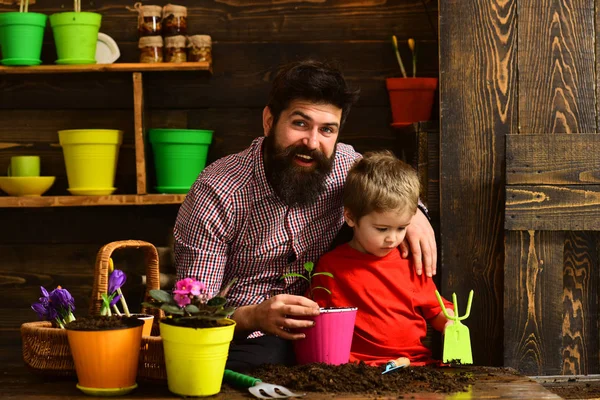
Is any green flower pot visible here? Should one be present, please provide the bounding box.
[149,129,214,194]
[49,12,101,65]
[0,12,47,66]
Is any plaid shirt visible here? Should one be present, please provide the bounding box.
[174,137,360,336]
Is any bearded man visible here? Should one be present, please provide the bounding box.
[174,59,437,371]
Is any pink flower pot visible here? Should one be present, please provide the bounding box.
[293,307,357,365]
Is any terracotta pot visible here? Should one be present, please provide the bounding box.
[66,318,144,396]
[386,77,438,126]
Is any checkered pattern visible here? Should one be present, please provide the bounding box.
[174,137,360,337]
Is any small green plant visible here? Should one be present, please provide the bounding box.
[142,277,236,327]
[282,261,333,300]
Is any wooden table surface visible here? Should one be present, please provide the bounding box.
[1,332,562,400]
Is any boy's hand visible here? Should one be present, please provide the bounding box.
[399,208,437,277]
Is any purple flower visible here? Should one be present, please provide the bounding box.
[189,280,205,296]
[110,293,122,306]
[108,270,126,295]
[174,293,191,307]
[50,287,75,312]
[174,278,194,295]
[31,301,48,320]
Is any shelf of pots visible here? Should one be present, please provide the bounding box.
[0,0,211,73]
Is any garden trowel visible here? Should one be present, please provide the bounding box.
[435,290,474,365]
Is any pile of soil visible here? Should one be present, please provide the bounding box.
[66,316,143,330]
[248,362,476,395]
[542,378,600,399]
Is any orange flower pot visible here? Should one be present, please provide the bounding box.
[386,77,438,126]
[66,319,144,396]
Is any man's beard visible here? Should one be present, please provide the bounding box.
[263,131,335,207]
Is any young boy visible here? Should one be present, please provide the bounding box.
[312,151,455,367]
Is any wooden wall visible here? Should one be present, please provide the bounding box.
[440,0,600,375]
[0,1,440,350]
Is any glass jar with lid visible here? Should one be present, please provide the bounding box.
[139,36,163,63]
[128,2,162,36]
[162,4,187,37]
[187,35,212,63]
[164,35,187,63]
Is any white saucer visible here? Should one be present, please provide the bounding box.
[95,32,120,64]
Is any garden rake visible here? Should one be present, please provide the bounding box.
[435,290,474,365]
[224,369,306,399]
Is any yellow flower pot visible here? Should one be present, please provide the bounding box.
[160,319,235,397]
[58,129,123,196]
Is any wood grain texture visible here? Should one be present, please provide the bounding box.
[439,0,515,366]
[504,231,565,375]
[506,134,600,184]
[0,194,186,208]
[0,0,439,43]
[507,0,597,377]
[0,41,438,110]
[0,62,211,74]
[506,185,600,230]
[518,0,595,133]
[0,206,178,244]
[561,232,599,374]
[133,73,147,194]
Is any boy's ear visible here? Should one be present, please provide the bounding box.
[343,208,356,227]
[262,106,274,137]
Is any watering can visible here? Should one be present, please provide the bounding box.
[435,290,474,365]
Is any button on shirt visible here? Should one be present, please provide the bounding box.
[174,137,360,336]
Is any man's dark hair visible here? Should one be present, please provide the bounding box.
[267,59,360,130]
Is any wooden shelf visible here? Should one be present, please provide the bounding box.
[0,194,186,208]
[0,62,211,75]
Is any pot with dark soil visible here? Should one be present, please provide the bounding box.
[66,315,144,396]
[143,277,237,397]
[284,262,358,365]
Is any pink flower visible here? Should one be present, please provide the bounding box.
[174,293,191,307]
[174,278,195,295]
[189,280,205,296]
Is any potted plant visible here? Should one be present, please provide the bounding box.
[386,36,438,126]
[65,267,144,396]
[142,278,237,397]
[283,262,358,365]
[49,0,101,65]
[0,0,47,66]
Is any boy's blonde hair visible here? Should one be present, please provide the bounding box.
[344,150,420,221]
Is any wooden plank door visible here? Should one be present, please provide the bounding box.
[441,0,600,375]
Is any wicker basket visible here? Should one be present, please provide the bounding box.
[21,240,168,381]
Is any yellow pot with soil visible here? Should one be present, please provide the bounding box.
[160,319,235,397]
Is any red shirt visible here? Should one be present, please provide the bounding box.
[312,244,453,366]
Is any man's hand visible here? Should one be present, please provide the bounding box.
[399,208,437,277]
[233,294,320,340]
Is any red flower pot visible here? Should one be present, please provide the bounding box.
[386,77,438,126]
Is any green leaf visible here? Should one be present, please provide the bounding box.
[216,278,237,298]
[141,301,159,309]
[161,304,184,315]
[304,261,314,273]
[312,271,334,279]
[207,296,226,307]
[282,273,309,281]
[312,286,332,295]
[149,289,173,304]
[185,304,200,313]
